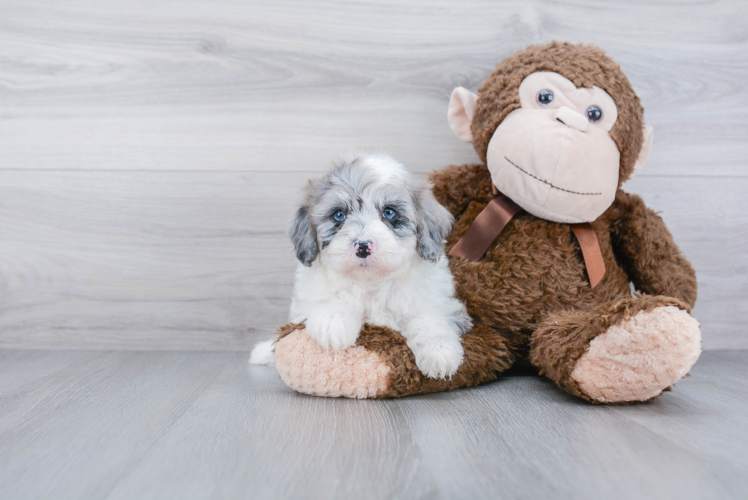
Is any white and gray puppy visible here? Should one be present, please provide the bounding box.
[250,153,471,379]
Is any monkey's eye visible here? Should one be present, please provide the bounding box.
[382,208,397,220]
[332,210,346,222]
[587,105,603,122]
[537,89,554,106]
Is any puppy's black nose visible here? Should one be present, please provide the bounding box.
[355,241,371,258]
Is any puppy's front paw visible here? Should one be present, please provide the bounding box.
[410,336,464,380]
[306,310,361,351]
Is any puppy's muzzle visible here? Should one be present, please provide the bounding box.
[355,240,372,259]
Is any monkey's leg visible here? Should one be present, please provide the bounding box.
[272,322,515,399]
[529,296,701,404]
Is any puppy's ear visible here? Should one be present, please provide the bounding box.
[416,185,454,262]
[289,206,319,266]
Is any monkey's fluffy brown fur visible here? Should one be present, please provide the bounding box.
[275,42,699,403]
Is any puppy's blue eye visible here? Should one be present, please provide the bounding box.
[332,210,346,222]
[383,208,396,220]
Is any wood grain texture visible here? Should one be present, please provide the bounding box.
[0,171,302,350]
[0,350,231,499]
[0,349,746,499]
[395,351,748,500]
[0,171,745,350]
[0,0,746,175]
[0,0,746,350]
[106,354,437,500]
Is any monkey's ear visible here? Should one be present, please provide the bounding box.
[631,125,654,176]
[448,87,479,142]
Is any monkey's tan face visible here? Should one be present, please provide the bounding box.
[487,72,620,223]
[448,71,653,223]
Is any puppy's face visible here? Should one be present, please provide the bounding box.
[290,154,453,281]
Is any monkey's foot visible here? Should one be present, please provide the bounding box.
[272,322,514,399]
[274,329,391,399]
[571,306,701,403]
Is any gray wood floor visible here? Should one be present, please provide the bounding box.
[0,349,746,500]
[1,0,747,350]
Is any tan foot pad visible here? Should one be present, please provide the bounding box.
[274,329,391,399]
[571,306,702,403]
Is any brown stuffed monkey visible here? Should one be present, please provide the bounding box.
[272,42,701,404]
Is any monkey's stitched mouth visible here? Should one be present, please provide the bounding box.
[504,157,601,196]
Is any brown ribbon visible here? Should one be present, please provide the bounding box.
[448,192,522,261]
[570,223,606,288]
[448,187,606,288]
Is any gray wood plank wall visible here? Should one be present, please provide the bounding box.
[1,0,746,350]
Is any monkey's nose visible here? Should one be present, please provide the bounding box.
[555,106,588,132]
[355,241,372,259]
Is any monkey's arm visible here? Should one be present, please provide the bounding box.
[610,190,697,309]
[428,163,493,219]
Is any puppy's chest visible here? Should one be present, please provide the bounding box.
[359,287,408,328]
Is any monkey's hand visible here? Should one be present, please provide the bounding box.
[611,190,698,309]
